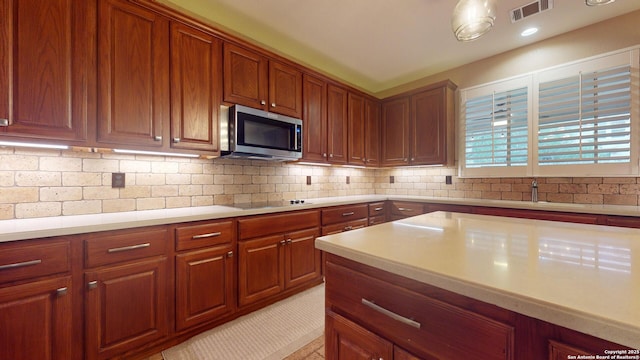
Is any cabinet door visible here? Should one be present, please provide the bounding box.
[223,42,268,110]
[548,340,592,360]
[85,257,168,360]
[0,0,91,142]
[170,23,222,153]
[0,277,72,360]
[364,98,381,166]
[302,74,328,162]
[348,92,365,165]
[238,234,285,307]
[382,97,410,166]
[285,228,321,289]
[327,84,348,164]
[97,0,170,148]
[411,87,447,165]
[269,61,302,118]
[326,310,393,360]
[176,245,235,331]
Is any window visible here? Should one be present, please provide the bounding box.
[460,48,639,178]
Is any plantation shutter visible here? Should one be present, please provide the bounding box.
[538,65,632,165]
[464,87,529,168]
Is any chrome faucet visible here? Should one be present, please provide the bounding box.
[531,179,538,202]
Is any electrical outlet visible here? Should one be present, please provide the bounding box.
[306,176,311,185]
[346,176,350,184]
[112,173,125,188]
[446,175,452,185]
[390,176,395,184]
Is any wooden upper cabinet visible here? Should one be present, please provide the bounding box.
[223,42,302,118]
[348,92,365,165]
[364,97,381,166]
[97,0,170,148]
[411,81,456,165]
[0,0,92,143]
[223,42,268,110]
[170,23,222,153]
[302,74,328,163]
[381,97,410,166]
[327,84,348,164]
[269,60,302,118]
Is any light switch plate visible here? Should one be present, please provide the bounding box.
[112,173,125,188]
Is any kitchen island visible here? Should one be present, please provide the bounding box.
[315,211,640,359]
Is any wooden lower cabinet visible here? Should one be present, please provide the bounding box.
[389,201,425,221]
[85,257,169,360]
[175,244,235,331]
[0,276,73,360]
[238,227,320,306]
[326,310,393,360]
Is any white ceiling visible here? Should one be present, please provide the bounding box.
[164,0,640,94]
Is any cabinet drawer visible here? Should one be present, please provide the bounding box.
[238,210,320,240]
[326,261,514,360]
[175,220,234,251]
[321,218,368,236]
[390,201,424,217]
[0,239,71,284]
[368,202,387,217]
[84,226,169,268]
[369,215,386,226]
[322,204,368,226]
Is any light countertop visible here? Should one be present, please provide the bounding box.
[2,194,640,243]
[315,211,640,348]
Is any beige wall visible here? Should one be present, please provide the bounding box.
[377,10,640,97]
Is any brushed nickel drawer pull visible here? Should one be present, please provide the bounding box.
[398,208,413,212]
[56,287,68,297]
[0,119,8,126]
[374,207,384,211]
[0,259,42,270]
[107,243,150,253]
[192,232,222,240]
[342,212,355,216]
[362,298,421,329]
[87,281,98,290]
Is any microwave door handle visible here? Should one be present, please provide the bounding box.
[294,124,299,150]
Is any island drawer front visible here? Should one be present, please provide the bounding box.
[322,204,368,226]
[390,201,425,217]
[0,239,71,284]
[175,220,235,251]
[326,261,514,360]
[84,226,169,268]
[238,210,320,240]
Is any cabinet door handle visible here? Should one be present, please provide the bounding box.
[271,103,276,108]
[398,208,413,212]
[87,281,98,290]
[154,136,162,141]
[172,137,181,143]
[0,259,42,271]
[56,287,68,297]
[279,240,286,246]
[342,212,355,217]
[361,298,421,329]
[227,251,233,258]
[344,226,352,231]
[0,119,8,127]
[192,232,221,240]
[374,207,383,211]
[260,100,266,105]
[286,239,292,244]
[107,243,150,253]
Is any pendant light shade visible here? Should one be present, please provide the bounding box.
[585,0,615,5]
[451,0,497,41]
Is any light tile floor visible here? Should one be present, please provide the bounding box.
[144,335,324,360]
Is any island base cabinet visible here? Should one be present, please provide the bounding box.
[326,310,393,360]
[0,277,72,360]
[85,257,169,360]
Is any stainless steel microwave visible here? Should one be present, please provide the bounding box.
[220,105,302,161]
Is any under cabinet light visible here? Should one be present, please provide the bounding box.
[296,161,332,167]
[113,149,200,158]
[0,140,69,150]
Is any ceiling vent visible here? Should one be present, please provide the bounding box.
[510,0,553,23]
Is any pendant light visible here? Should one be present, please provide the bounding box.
[451,0,497,41]
[585,0,615,6]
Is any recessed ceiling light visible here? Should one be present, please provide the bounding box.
[585,0,615,6]
[521,27,538,37]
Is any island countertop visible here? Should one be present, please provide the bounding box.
[315,211,640,348]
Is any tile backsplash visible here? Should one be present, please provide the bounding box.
[1,147,639,220]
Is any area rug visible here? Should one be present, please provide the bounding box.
[162,284,325,360]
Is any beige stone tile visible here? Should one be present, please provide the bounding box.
[40,156,82,172]
[192,196,214,207]
[603,194,638,206]
[191,174,214,185]
[16,171,61,187]
[120,185,152,199]
[136,197,165,210]
[63,172,101,186]
[63,200,102,215]
[15,202,62,218]
[587,183,619,194]
[166,173,191,185]
[214,174,234,185]
[179,185,203,196]
[40,187,83,201]
[573,193,604,204]
[136,173,166,186]
[120,160,152,173]
[0,204,14,219]
[620,184,640,195]
[82,158,119,173]
[559,183,587,194]
[84,186,119,200]
[0,187,39,203]
[0,154,39,170]
[178,162,203,174]
[166,197,191,208]
[152,161,180,174]
[102,199,136,213]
